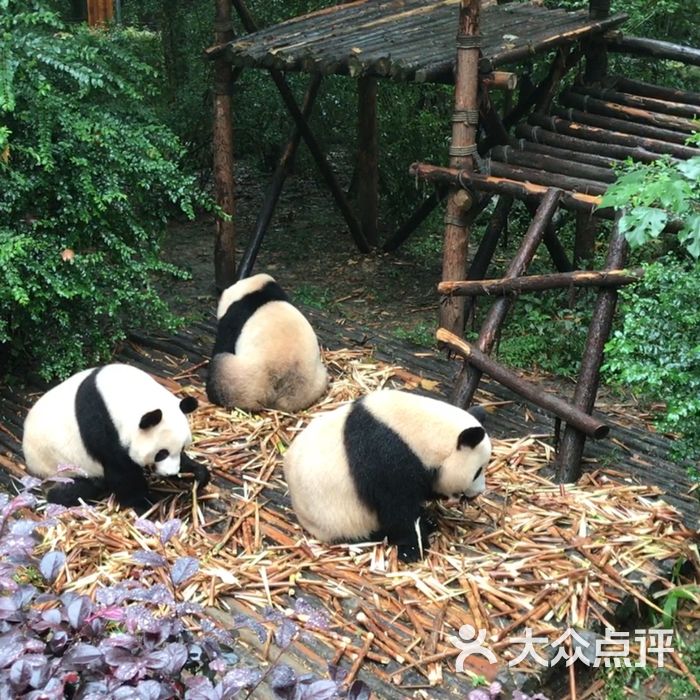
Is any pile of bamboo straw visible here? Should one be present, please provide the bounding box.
[30,349,698,687]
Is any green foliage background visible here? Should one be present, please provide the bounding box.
[0,1,210,380]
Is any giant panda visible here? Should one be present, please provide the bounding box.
[206,273,328,412]
[22,363,209,512]
[283,389,491,562]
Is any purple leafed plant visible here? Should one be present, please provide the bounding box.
[467,681,551,700]
[0,477,370,699]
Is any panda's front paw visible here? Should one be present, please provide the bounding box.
[192,464,210,489]
[121,495,155,515]
[180,454,210,489]
[397,543,423,563]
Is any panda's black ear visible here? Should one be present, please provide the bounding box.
[467,405,487,424]
[458,426,485,449]
[179,397,198,414]
[139,409,163,430]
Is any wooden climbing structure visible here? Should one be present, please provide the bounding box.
[209,0,700,480]
[411,0,700,481]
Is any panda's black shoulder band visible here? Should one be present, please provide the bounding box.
[213,280,289,355]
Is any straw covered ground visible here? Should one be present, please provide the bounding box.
[12,348,700,695]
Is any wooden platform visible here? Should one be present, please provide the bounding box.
[0,312,697,698]
[222,0,626,82]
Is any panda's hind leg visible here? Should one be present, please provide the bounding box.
[47,477,109,507]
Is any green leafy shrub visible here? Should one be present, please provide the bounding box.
[600,138,700,259]
[604,258,700,464]
[0,1,210,381]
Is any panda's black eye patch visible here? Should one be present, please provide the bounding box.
[155,449,169,462]
[474,466,484,480]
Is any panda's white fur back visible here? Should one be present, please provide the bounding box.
[23,368,99,478]
[284,403,380,542]
[23,364,192,479]
[208,274,328,412]
[283,389,491,544]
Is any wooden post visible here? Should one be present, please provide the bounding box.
[87,0,113,25]
[357,76,379,248]
[556,217,628,482]
[213,0,236,291]
[441,0,481,335]
[584,0,611,83]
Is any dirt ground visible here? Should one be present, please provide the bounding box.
[161,161,444,339]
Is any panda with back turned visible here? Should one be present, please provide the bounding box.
[283,389,491,562]
[206,273,328,412]
[22,363,209,512]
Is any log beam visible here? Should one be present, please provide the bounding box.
[529,112,698,159]
[439,329,610,439]
[410,161,604,214]
[438,268,643,296]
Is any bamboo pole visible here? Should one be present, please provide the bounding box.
[450,188,563,408]
[556,217,628,481]
[514,123,660,163]
[230,0,370,253]
[572,85,700,120]
[553,102,690,146]
[236,74,323,280]
[212,0,237,291]
[606,35,700,67]
[357,76,379,248]
[439,269,643,296]
[606,76,700,108]
[530,113,697,159]
[491,145,616,184]
[439,328,610,439]
[563,89,699,135]
[441,0,481,335]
